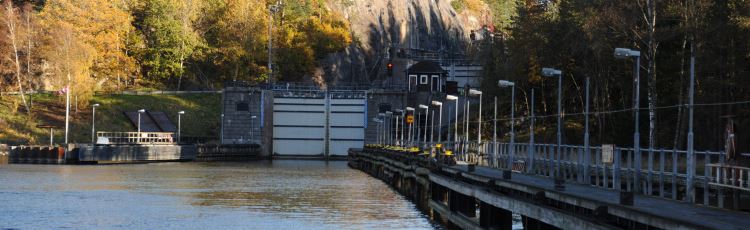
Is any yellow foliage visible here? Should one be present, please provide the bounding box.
[38,0,137,103]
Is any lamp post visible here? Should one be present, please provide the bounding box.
[686,46,696,202]
[469,89,483,159]
[446,95,458,149]
[528,89,535,173]
[406,107,415,147]
[415,109,421,145]
[386,111,393,145]
[432,101,443,144]
[493,96,498,168]
[137,109,146,143]
[250,115,257,142]
[498,80,516,168]
[398,109,405,146]
[91,103,100,143]
[419,104,429,147]
[541,67,563,189]
[374,117,383,144]
[178,111,185,143]
[615,47,642,193]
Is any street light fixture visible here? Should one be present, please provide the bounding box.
[446,95,459,148]
[541,67,563,189]
[178,111,185,143]
[419,104,429,147]
[395,109,404,146]
[137,109,146,143]
[469,89,482,159]
[431,101,443,144]
[91,103,100,144]
[498,80,516,169]
[250,115,257,142]
[385,111,393,145]
[373,117,383,144]
[614,47,643,194]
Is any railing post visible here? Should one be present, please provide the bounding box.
[672,149,678,200]
[704,152,710,206]
[648,148,654,195]
[614,147,621,191]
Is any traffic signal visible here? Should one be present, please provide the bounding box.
[387,61,393,77]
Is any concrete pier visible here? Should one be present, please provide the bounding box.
[348,147,750,230]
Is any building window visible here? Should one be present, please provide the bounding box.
[236,102,249,111]
[420,75,428,84]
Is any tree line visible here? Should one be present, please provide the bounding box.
[480,0,750,152]
[0,0,351,112]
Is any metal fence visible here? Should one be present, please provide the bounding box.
[96,131,175,145]
[385,137,749,209]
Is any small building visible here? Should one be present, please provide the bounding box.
[407,61,447,93]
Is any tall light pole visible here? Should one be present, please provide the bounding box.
[432,101,443,143]
[584,77,591,183]
[398,109,405,146]
[137,109,146,143]
[419,104,429,146]
[469,89,483,157]
[493,96,498,168]
[91,103,100,143]
[686,45,696,202]
[464,95,470,155]
[415,109,421,145]
[268,2,281,84]
[406,107,415,146]
[498,80,516,168]
[615,47,642,193]
[528,89,535,173]
[374,117,383,144]
[446,95,459,149]
[178,111,185,143]
[386,111,393,145]
[377,113,385,144]
[541,67,563,188]
[250,115,257,142]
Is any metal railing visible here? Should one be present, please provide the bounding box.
[383,137,748,209]
[96,131,175,145]
[707,164,750,192]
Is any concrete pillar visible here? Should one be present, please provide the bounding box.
[480,202,512,230]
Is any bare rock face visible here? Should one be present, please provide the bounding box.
[322,0,489,86]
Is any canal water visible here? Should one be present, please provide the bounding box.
[0,160,441,229]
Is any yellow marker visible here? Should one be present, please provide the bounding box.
[445,150,453,156]
[436,143,442,148]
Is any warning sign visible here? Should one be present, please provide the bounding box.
[406,115,414,124]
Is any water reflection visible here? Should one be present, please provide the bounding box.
[0,160,439,229]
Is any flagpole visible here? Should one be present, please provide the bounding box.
[65,79,70,144]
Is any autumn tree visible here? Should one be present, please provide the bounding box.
[38,0,138,104]
[3,0,30,113]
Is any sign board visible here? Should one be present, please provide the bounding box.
[406,115,414,124]
[602,144,614,164]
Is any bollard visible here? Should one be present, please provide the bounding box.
[619,191,634,205]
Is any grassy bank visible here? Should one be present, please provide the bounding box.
[0,93,221,145]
